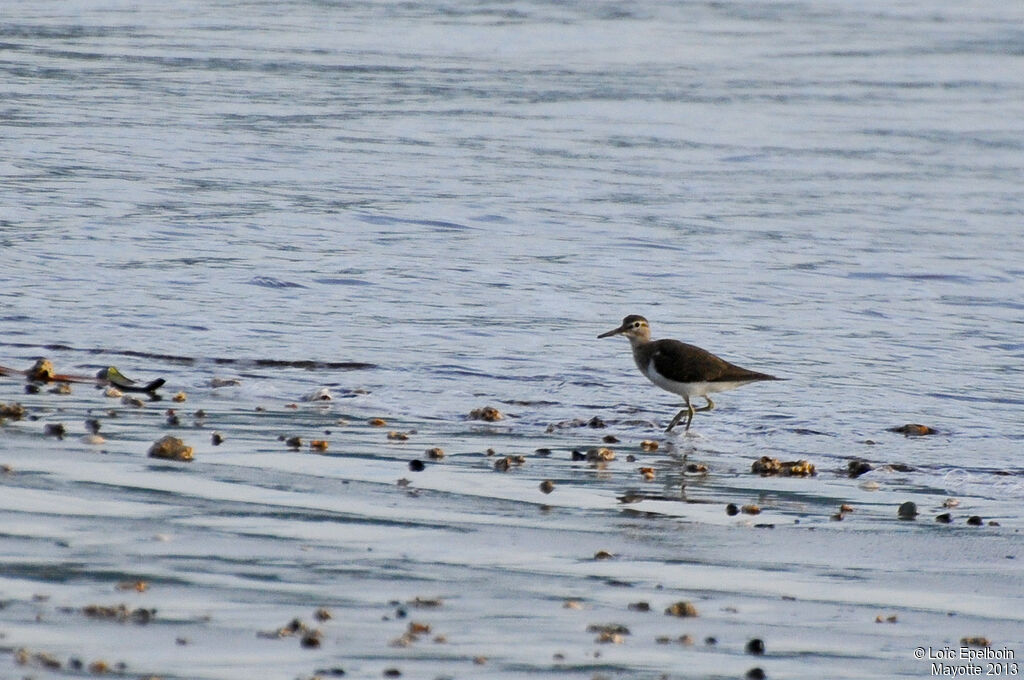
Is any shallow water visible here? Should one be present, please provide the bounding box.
[2,1,1023,678]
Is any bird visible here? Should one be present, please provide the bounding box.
[598,314,781,432]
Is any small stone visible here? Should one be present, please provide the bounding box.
[148,435,194,462]
[468,406,503,422]
[585,448,615,462]
[745,638,765,655]
[664,601,698,617]
[28,358,55,381]
[897,501,918,520]
[44,423,66,439]
[847,460,873,478]
[539,480,555,494]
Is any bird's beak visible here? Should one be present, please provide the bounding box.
[598,325,625,339]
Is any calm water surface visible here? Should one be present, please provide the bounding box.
[2,1,1023,678]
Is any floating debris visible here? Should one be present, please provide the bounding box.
[639,440,659,451]
[563,600,583,610]
[314,607,332,622]
[889,423,937,436]
[387,431,410,441]
[425,447,445,459]
[539,480,555,494]
[115,580,149,593]
[545,416,605,432]
[104,387,123,398]
[897,501,918,520]
[14,648,61,670]
[121,395,145,408]
[627,601,650,612]
[165,410,181,427]
[751,456,815,476]
[172,391,187,402]
[148,436,194,462]
[943,498,960,508]
[494,455,525,471]
[49,382,72,395]
[408,596,443,608]
[468,406,503,422]
[664,601,699,618]
[602,434,619,443]
[741,504,761,515]
[310,440,329,452]
[82,604,155,623]
[745,638,765,655]
[303,387,333,401]
[0,402,27,420]
[209,377,241,388]
[639,466,656,481]
[85,418,101,434]
[961,636,991,647]
[685,462,709,473]
[369,417,387,427]
[875,614,899,623]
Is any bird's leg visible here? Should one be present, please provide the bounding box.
[694,396,715,412]
[666,396,695,432]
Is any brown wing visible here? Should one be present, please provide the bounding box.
[650,339,777,383]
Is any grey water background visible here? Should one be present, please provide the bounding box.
[2,1,1023,678]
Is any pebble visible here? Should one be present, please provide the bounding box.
[468,406,503,422]
[148,435,194,462]
[897,501,918,520]
[746,638,765,655]
[539,480,555,494]
[664,601,698,617]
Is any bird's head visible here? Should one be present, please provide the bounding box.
[598,315,651,342]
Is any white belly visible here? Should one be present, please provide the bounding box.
[643,359,753,398]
